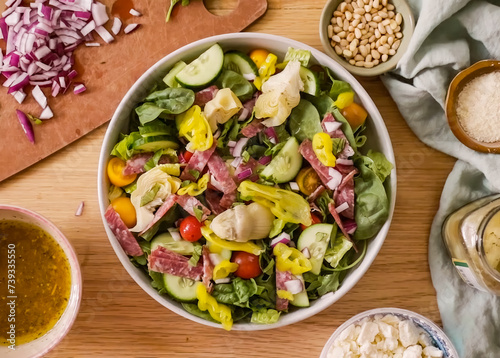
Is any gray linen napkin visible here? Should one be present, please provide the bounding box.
[381,0,500,356]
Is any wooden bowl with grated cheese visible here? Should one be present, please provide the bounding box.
[446,60,500,153]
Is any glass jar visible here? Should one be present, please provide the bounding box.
[442,194,500,295]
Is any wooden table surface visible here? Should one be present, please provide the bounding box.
[0,0,458,356]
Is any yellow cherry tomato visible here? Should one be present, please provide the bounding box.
[295,167,321,196]
[342,102,368,130]
[312,133,337,167]
[249,48,270,68]
[110,197,137,228]
[107,157,137,187]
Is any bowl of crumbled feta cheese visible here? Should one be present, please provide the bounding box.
[446,60,500,153]
[320,308,459,358]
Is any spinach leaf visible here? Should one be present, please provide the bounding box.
[324,67,352,100]
[135,103,169,125]
[145,87,195,115]
[353,155,390,240]
[216,70,255,102]
[331,108,357,151]
[288,98,322,142]
[366,150,393,183]
[246,144,267,159]
[274,123,290,142]
[188,243,202,266]
[140,205,180,241]
[303,271,340,299]
[149,271,167,294]
[302,93,334,119]
[181,303,219,323]
[217,117,240,148]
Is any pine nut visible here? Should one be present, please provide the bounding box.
[347,4,354,12]
[378,46,388,54]
[396,32,403,38]
[388,49,396,55]
[340,2,347,12]
[378,22,386,34]
[361,33,370,40]
[390,20,397,30]
[365,54,372,62]
[331,18,336,25]
[382,0,387,6]
[364,4,372,13]
[361,28,367,34]
[338,31,347,38]
[355,54,364,61]
[340,39,349,47]
[375,39,380,48]
[360,38,369,46]
[388,11,395,18]
[364,61,374,68]
[332,35,341,43]
[334,26,343,33]
[373,0,380,9]
[328,25,334,38]
[382,19,390,26]
[375,29,381,38]
[354,8,365,15]
[395,13,402,25]
[378,11,388,18]
[335,45,343,55]
[370,41,375,49]
[352,47,358,56]
[352,18,360,27]
[387,35,394,45]
[392,39,401,49]
[387,4,394,11]
[349,40,358,52]
[356,61,365,66]
[379,35,387,44]
[381,54,388,62]
[343,49,353,58]
[355,28,362,38]
[334,11,344,18]
[345,11,353,20]
[395,25,401,32]
[360,45,368,56]
[344,19,350,30]
[357,0,364,8]
[368,21,378,28]
[337,17,343,27]
[373,59,380,65]
[373,15,382,22]
[371,49,380,59]
[349,59,356,65]
[365,13,372,21]
[347,32,355,42]
[349,26,355,32]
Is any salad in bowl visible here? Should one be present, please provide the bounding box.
[99,34,395,330]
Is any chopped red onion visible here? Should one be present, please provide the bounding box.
[75,201,84,216]
[238,107,249,121]
[95,25,113,43]
[324,120,342,133]
[343,219,357,235]
[5,12,20,26]
[263,127,279,143]
[228,140,237,148]
[40,105,53,119]
[129,8,142,16]
[111,17,121,35]
[233,137,249,157]
[336,158,354,166]
[236,168,252,181]
[12,90,26,103]
[301,247,311,259]
[91,2,108,26]
[258,155,272,165]
[51,81,60,96]
[213,129,221,139]
[326,168,342,190]
[73,83,86,94]
[84,42,100,47]
[230,157,243,169]
[270,232,291,248]
[16,109,35,143]
[167,227,182,241]
[284,279,304,294]
[7,72,29,93]
[124,23,139,34]
[209,253,223,266]
[80,19,95,36]
[289,181,300,191]
[32,85,47,108]
[335,202,349,214]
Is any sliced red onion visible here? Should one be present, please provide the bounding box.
[129,8,142,16]
[326,168,342,190]
[335,202,349,214]
[270,232,291,248]
[324,120,342,133]
[8,52,20,67]
[263,126,279,143]
[91,2,108,26]
[12,90,26,103]
[343,219,357,235]
[59,76,66,88]
[94,25,114,43]
[35,61,52,71]
[289,181,300,191]
[40,5,53,20]
[74,201,84,216]
[124,23,140,34]
[209,253,223,266]
[233,137,249,158]
[284,279,304,294]
[167,227,182,241]
[67,69,77,79]
[238,107,249,121]
[301,247,311,259]
[230,157,243,169]
[16,109,35,143]
[111,17,121,35]
[51,81,60,96]
[236,168,252,181]
[84,42,100,47]
[258,155,272,165]
[32,85,47,108]
[336,158,354,166]
[215,278,231,284]
[74,11,90,20]
[39,105,53,119]
[73,83,86,94]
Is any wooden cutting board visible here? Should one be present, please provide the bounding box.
[0,0,267,182]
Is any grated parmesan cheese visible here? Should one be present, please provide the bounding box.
[456,71,500,143]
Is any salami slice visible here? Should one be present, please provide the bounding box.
[139,194,178,236]
[194,85,218,107]
[328,202,357,252]
[299,140,342,190]
[148,246,203,281]
[205,189,226,215]
[123,153,153,175]
[104,205,143,257]
[276,269,293,311]
[334,170,356,219]
[207,154,237,194]
[202,246,214,293]
[234,157,261,183]
[308,185,326,203]
[180,143,217,181]
[241,119,265,138]
[176,195,211,220]
[220,191,237,209]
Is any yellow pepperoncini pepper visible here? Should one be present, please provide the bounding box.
[196,284,233,331]
[176,105,213,151]
[213,260,239,281]
[177,173,210,196]
[334,91,354,110]
[273,243,312,275]
[312,132,337,167]
[277,290,294,301]
[237,181,312,226]
[201,224,264,255]
[253,53,278,90]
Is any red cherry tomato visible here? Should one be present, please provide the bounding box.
[231,251,262,279]
[300,213,322,231]
[183,150,194,162]
[179,216,202,242]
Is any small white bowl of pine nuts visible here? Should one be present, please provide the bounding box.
[320,0,415,77]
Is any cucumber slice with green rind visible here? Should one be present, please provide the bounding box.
[163,274,199,302]
[260,137,303,183]
[290,275,310,307]
[132,135,179,152]
[175,44,224,89]
[297,224,333,275]
[223,51,259,77]
[151,232,194,255]
[299,66,320,96]
[163,61,187,88]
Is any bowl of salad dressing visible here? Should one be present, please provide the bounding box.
[0,205,81,358]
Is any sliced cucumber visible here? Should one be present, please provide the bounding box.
[164,273,199,302]
[138,120,173,137]
[132,135,179,152]
[299,66,320,96]
[206,241,232,261]
[163,61,187,88]
[175,44,224,89]
[260,137,303,183]
[290,275,310,308]
[223,51,259,77]
[151,232,194,255]
[297,224,333,275]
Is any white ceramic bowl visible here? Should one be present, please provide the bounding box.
[0,205,82,358]
[320,308,459,358]
[97,33,397,330]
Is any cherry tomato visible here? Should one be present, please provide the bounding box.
[342,102,368,131]
[295,167,321,196]
[231,251,262,279]
[300,213,322,231]
[179,216,203,242]
[249,49,270,68]
[107,157,137,187]
[183,150,194,162]
[111,197,137,228]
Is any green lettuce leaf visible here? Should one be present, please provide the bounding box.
[284,47,311,67]
[324,235,353,268]
[250,309,281,324]
[111,132,143,161]
[188,243,203,266]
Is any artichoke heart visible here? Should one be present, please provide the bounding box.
[130,165,181,232]
[210,203,275,242]
[255,60,303,127]
[204,88,243,130]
